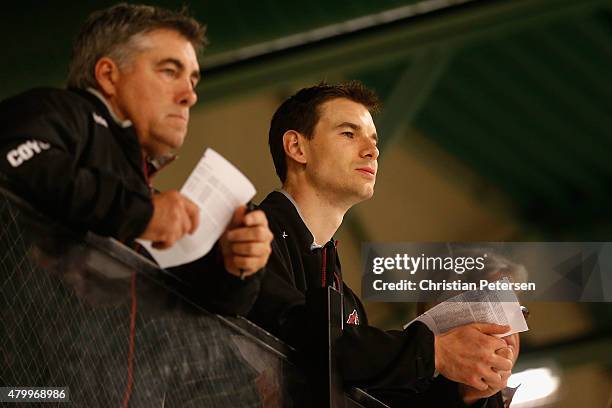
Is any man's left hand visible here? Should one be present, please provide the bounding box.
[219,205,273,278]
[502,333,520,364]
[460,334,520,405]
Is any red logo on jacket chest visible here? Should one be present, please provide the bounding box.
[346,309,359,325]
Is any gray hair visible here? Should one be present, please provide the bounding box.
[67,3,207,90]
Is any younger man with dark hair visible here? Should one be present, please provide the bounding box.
[248,82,514,406]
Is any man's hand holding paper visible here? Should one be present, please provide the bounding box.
[220,205,273,278]
[138,148,268,270]
[434,323,513,391]
[407,278,527,405]
[139,191,200,249]
[456,335,517,404]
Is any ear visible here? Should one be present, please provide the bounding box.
[282,130,308,165]
[94,57,121,97]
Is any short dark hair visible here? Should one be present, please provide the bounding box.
[68,3,207,90]
[268,81,381,183]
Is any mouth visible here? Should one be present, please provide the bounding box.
[356,167,376,177]
[168,114,187,122]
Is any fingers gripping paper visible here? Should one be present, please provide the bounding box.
[139,148,256,268]
[405,278,529,337]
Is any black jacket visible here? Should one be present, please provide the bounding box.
[249,191,502,407]
[0,87,259,315]
[0,87,152,241]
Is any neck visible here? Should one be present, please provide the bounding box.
[283,180,350,245]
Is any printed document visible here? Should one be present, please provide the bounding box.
[138,148,256,268]
[404,278,528,336]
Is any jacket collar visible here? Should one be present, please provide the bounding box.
[69,87,145,177]
[85,87,133,128]
[71,87,177,177]
[261,190,333,252]
[277,189,325,250]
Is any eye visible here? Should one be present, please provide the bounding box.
[161,68,177,78]
[341,131,354,138]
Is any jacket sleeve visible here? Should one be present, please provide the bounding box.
[167,241,262,316]
[247,233,310,344]
[336,294,505,406]
[337,322,435,391]
[0,91,152,241]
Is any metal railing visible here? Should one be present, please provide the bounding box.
[0,185,386,407]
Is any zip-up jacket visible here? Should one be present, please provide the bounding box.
[249,191,503,407]
[0,87,260,315]
[0,87,152,241]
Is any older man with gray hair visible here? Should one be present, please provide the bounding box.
[0,3,272,314]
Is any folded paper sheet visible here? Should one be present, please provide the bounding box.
[405,278,529,337]
[139,148,256,268]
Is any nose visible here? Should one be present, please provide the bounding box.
[360,137,379,160]
[176,80,198,108]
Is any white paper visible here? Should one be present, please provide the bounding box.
[404,278,528,337]
[138,148,256,268]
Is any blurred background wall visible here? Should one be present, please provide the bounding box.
[1,0,611,406]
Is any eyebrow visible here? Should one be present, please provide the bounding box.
[157,58,201,84]
[336,121,378,142]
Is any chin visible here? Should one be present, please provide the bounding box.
[151,139,183,157]
[166,133,186,150]
[353,186,374,202]
[144,141,175,159]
